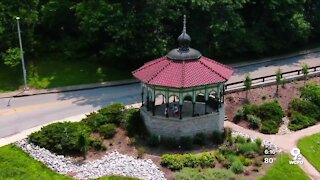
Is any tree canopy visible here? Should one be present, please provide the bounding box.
[0,0,318,69]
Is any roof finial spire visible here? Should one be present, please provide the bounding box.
[183,15,186,34]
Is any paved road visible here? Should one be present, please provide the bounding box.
[0,51,320,138]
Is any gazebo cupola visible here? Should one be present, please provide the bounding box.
[132,15,234,137]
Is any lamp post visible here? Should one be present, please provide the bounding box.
[16,16,28,90]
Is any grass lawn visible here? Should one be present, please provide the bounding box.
[260,154,310,180]
[0,53,132,92]
[298,133,320,172]
[0,144,139,180]
[0,144,72,180]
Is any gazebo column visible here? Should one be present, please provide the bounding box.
[179,104,183,119]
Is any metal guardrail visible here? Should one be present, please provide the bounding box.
[225,65,320,90]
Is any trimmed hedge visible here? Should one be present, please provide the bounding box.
[160,152,215,170]
[175,168,235,180]
[29,122,90,155]
[288,112,317,131]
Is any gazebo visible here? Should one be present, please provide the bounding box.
[132,16,234,138]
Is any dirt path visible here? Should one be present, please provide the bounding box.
[225,121,320,180]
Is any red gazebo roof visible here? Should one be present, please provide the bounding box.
[132,56,234,88]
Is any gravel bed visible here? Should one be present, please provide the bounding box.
[16,139,166,180]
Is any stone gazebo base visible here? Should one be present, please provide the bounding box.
[140,104,225,138]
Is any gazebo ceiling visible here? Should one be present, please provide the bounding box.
[132,15,234,88]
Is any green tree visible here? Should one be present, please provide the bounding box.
[244,73,252,100]
[0,0,39,64]
[275,68,282,96]
[302,63,309,84]
[242,0,310,54]
[2,48,20,67]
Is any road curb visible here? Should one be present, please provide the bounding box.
[0,79,139,99]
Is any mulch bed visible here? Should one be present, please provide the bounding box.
[225,77,320,126]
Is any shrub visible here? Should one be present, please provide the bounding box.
[198,152,215,168]
[227,136,233,146]
[160,152,215,170]
[300,82,320,106]
[239,156,253,166]
[231,160,244,174]
[289,98,320,119]
[90,137,105,151]
[235,136,246,144]
[193,133,207,145]
[215,151,226,163]
[233,109,244,123]
[212,131,223,144]
[162,137,179,149]
[223,127,232,140]
[124,109,147,136]
[98,103,125,125]
[160,154,188,170]
[127,137,136,146]
[257,101,284,124]
[137,147,145,158]
[99,123,116,139]
[247,115,262,129]
[237,142,259,158]
[288,112,317,131]
[243,104,259,116]
[28,122,90,155]
[260,120,279,134]
[81,112,107,131]
[180,136,193,150]
[175,168,235,180]
[218,144,234,157]
[255,138,262,147]
[147,134,160,147]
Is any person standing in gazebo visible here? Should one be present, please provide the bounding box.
[174,104,179,116]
